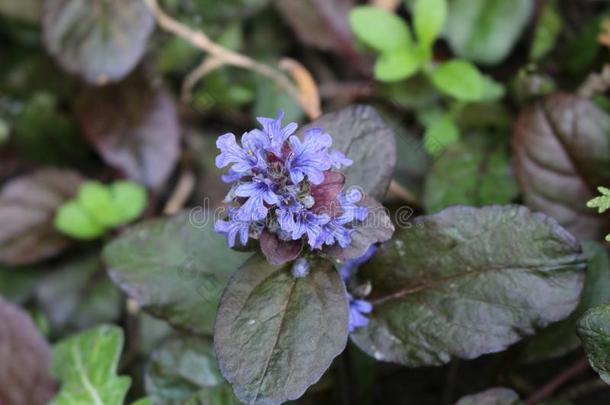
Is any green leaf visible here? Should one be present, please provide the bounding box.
[413,0,447,51]
[130,399,152,405]
[0,265,41,304]
[103,211,250,335]
[145,334,239,404]
[513,93,610,241]
[110,181,147,224]
[423,113,460,156]
[481,75,506,101]
[351,205,586,366]
[13,92,89,166]
[423,133,518,212]
[587,187,610,213]
[55,180,148,240]
[51,325,131,405]
[0,297,56,405]
[214,254,349,404]
[445,0,533,65]
[374,48,420,82]
[42,0,154,84]
[522,242,610,362]
[456,387,522,404]
[530,0,562,61]
[54,201,106,240]
[429,59,486,101]
[254,79,304,124]
[578,304,610,384]
[349,6,412,53]
[299,105,397,200]
[77,182,122,228]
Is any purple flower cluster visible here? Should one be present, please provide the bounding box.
[214,112,369,262]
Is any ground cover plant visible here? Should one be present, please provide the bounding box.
[2,0,610,404]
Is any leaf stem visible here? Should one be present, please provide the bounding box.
[524,357,590,405]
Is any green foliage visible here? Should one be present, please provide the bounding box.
[578,304,610,384]
[13,92,88,165]
[430,59,486,102]
[146,334,239,404]
[423,113,459,156]
[588,187,610,214]
[349,6,413,53]
[530,0,562,61]
[54,181,147,240]
[374,48,420,82]
[349,2,503,103]
[4,0,610,402]
[50,325,132,404]
[445,0,533,65]
[413,0,447,55]
[423,133,518,212]
[587,187,610,242]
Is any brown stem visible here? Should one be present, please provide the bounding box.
[524,358,590,405]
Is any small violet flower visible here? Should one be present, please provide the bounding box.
[213,208,250,248]
[340,245,378,332]
[214,111,369,265]
[348,295,373,332]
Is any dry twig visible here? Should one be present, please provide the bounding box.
[144,0,320,119]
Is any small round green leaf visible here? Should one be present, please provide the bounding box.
[429,59,486,101]
[374,48,420,82]
[42,0,154,84]
[214,254,349,405]
[110,181,147,224]
[349,6,412,53]
[77,181,121,228]
[54,201,105,240]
